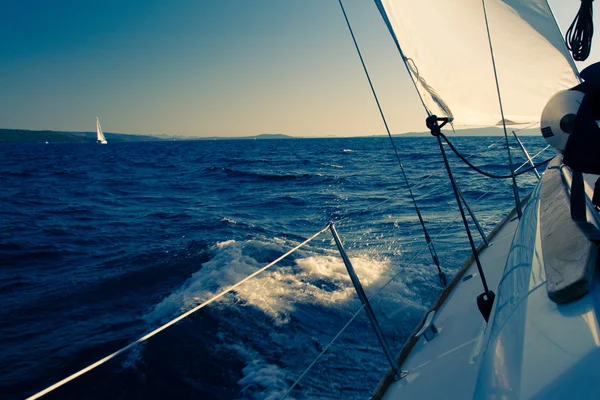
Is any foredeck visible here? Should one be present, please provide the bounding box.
[379,207,522,399]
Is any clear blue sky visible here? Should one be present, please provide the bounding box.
[0,0,597,137]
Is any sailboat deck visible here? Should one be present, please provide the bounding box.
[381,210,521,399]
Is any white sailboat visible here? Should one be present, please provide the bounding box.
[96,117,107,145]
[26,1,600,399]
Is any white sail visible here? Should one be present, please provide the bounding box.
[375,0,580,127]
[96,117,107,144]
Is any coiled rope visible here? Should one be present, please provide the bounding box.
[27,226,329,400]
[565,0,595,61]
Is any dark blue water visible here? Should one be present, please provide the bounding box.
[0,136,547,399]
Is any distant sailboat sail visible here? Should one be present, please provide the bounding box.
[96,117,107,144]
[375,0,581,126]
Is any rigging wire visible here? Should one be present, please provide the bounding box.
[428,117,493,318]
[565,0,595,61]
[337,0,446,286]
[480,0,522,218]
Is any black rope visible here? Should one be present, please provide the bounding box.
[440,132,553,179]
[427,116,495,321]
[338,0,446,287]
[565,0,595,61]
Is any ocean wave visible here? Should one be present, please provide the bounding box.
[220,217,237,225]
[261,196,307,207]
[142,237,429,398]
[144,211,193,220]
[238,360,290,400]
[145,238,419,325]
[0,137,544,398]
[223,168,313,181]
[0,169,36,178]
[320,163,344,169]
[204,166,313,181]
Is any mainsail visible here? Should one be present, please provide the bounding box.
[96,117,107,144]
[375,0,581,126]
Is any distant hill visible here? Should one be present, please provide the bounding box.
[400,126,540,137]
[253,133,294,139]
[0,129,164,143]
[168,133,296,141]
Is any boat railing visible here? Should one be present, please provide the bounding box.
[27,141,552,400]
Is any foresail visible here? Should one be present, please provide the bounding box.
[375,0,580,126]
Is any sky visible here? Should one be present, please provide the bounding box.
[1,0,599,137]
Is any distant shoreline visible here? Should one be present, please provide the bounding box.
[0,127,539,143]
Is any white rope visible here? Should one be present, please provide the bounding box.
[27,226,330,400]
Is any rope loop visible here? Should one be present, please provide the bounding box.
[439,132,553,179]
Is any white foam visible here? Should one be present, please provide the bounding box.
[238,360,291,400]
[321,163,344,169]
[145,239,414,325]
[217,239,236,248]
[143,238,430,397]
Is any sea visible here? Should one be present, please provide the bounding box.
[0,135,548,399]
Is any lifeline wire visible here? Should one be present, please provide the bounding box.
[338,0,446,286]
[26,226,329,400]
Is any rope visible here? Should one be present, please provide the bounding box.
[26,226,330,400]
[338,0,446,287]
[440,132,553,179]
[565,0,595,61]
[429,120,490,294]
